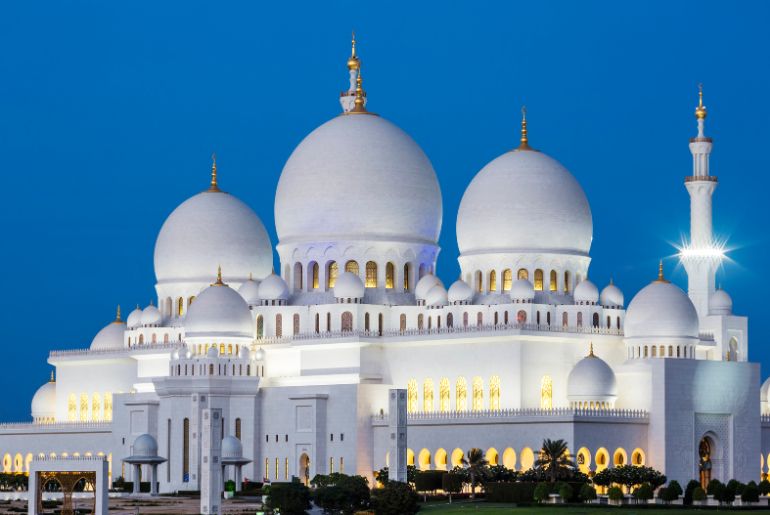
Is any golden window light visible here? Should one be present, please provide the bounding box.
[345,260,359,275]
[489,270,497,292]
[423,378,434,412]
[311,262,320,289]
[407,379,418,413]
[67,394,77,421]
[517,268,529,280]
[92,393,102,421]
[403,264,410,291]
[80,393,89,421]
[534,269,544,291]
[540,375,553,410]
[439,378,450,412]
[490,375,501,411]
[472,377,484,411]
[456,377,467,411]
[327,261,338,288]
[502,269,512,292]
[385,262,394,289]
[365,261,377,288]
[550,270,557,291]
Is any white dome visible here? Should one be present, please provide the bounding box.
[334,271,365,299]
[625,278,699,341]
[425,284,448,306]
[154,190,272,286]
[762,377,770,403]
[457,149,592,256]
[90,318,125,351]
[709,289,733,315]
[207,345,219,357]
[415,274,442,300]
[141,304,162,327]
[185,281,253,339]
[509,278,535,301]
[600,282,624,308]
[567,349,618,405]
[447,279,473,304]
[237,277,261,305]
[574,279,599,304]
[258,273,289,301]
[222,436,243,459]
[31,378,56,421]
[275,114,442,246]
[132,434,159,457]
[254,347,265,361]
[126,306,143,329]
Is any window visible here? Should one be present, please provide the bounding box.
[342,311,353,332]
[562,312,568,327]
[265,458,269,480]
[80,393,89,421]
[326,312,331,332]
[517,268,529,280]
[104,392,113,421]
[577,312,583,327]
[403,263,410,291]
[477,312,483,326]
[472,377,484,411]
[327,261,338,289]
[188,295,195,306]
[314,313,319,333]
[378,313,383,336]
[329,457,334,474]
[310,261,319,289]
[365,261,378,288]
[447,313,453,328]
[439,378,450,412]
[456,377,467,411]
[592,313,599,328]
[177,297,184,317]
[564,271,571,293]
[294,262,303,291]
[285,457,289,480]
[407,379,418,412]
[385,262,394,289]
[534,269,544,291]
[549,270,558,291]
[275,314,282,338]
[540,376,553,410]
[257,315,264,338]
[92,393,102,421]
[183,418,190,481]
[463,312,468,327]
[489,270,497,292]
[423,379,434,412]
[67,394,77,421]
[475,271,482,293]
[399,314,406,332]
[365,313,370,332]
[293,314,300,335]
[490,375,501,411]
[417,314,424,330]
[345,260,359,275]
[502,269,512,292]
[517,310,527,323]
[235,418,241,440]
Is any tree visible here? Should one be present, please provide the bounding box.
[759,479,770,495]
[441,472,463,503]
[607,486,624,503]
[692,486,707,502]
[533,482,551,503]
[558,483,574,502]
[267,480,311,515]
[634,483,653,502]
[460,448,489,499]
[683,479,701,505]
[312,473,370,515]
[375,467,389,487]
[592,465,665,490]
[579,483,597,502]
[667,480,683,498]
[742,483,760,503]
[534,439,575,483]
[372,480,420,515]
[487,464,517,482]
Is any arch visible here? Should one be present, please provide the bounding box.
[423,379,434,412]
[406,448,415,466]
[729,336,739,361]
[177,297,184,317]
[517,310,527,323]
[365,312,370,332]
[345,260,359,276]
[474,270,483,293]
[519,447,535,470]
[385,262,395,289]
[68,393,77,421]
[562,312,568,327]
[494,312,499,325]
[540,375,553,410]
[517,268,529,280]
[403,263,411,291]
[399,314,406,332]
[486,447,499,466]
[341,312,353,332]
[92,393,102,421]
[447,312,454,328]
[326,261,338,289]
[444,448,463,469]
[104,392,113,421]
[463,312,468,327]
[299,453,310,486]
[294,262,303,291]
[595,447,609,472]
[699,434,719,487]
[534,269,544,291]
[308,261,319,289]
[293,314,300,335]
[550,270,558,291]
[435,448,448,470]
[378,313,383,336]
[502,269,513,291]
[564,270,571,292]
[489,270,497,292]
[2,454,10,473]
[472,377,484,411]
[418,448,431,470]
[407,379,418,412]
[592,312,599,328]
[613,448,627,467]
[502,448,517,470]
[418,264,428,279]
[577,312,583,327]
[13,453,22,473]
[456,377,467,411]
[275,314,282,338]
[477,312,483,326]
[417,314,424,330]
[489,375,501,411]
[165,297,172,317]
[546,312,551,326]
[439,378,451,412]
[504,311,509,325]
[138,333,144,344]
[80,393,89,421]
[257,315,264,338]
[631,448,645,466]
[365,261,378,288]
[576,447,591,474]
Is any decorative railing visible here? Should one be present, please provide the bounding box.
[33,455,107,461]
[685,175,717,182]
[698,332,715,342]
[0,421,112,430]
[372,407,649,423]
[258,322,623,345]
[49,342,184,358]
[761,414,770,424]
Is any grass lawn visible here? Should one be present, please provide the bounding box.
[419,502,770,514]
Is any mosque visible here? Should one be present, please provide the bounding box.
[0,36,766,492]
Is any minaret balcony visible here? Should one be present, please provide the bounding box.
[685,175,718,183]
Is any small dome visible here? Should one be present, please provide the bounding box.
[207,346,219,358]
[237,277,261,305]
[425,284,448,307]
[185,280,254,339]
[334,272,365,299]
[447,278,473,304]
[567,348,618,405]
[415,274,442,300]
[254,347,265,361]
[141,304,163,327]
[126,306,143,329]
[222,436,244,459]
[709,288,733,315]
[132,434,159,457]
[600,282,624,308]
[31,378,56,421]
[258,273,289,301]
[90,317,125,351]
[761,377,770,403]
[625,275,699,341]
[239,346,251,359]
[509,279,535,301]
[574,279,599,304]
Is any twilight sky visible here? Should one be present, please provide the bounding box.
[0,1,768,421]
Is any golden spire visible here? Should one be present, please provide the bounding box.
[114,305,122,323]
[588,342,595,357]
[517,106,531,150]
[349,69,368,114]
[208,153,220,192]
[695,83,707,120]
[656,260,670,283]
[347,31,360,70]
[212,265,225,286]
[50,370,55,383]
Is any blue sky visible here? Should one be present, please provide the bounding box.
[0,1,768,421]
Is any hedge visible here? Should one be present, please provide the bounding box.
[485,482,538,503]
[413,470,446,492]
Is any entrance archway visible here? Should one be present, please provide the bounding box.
[299,453,310,486]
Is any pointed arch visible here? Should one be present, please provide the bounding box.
[327,261,338,289]
[550,270,558,291]
[423,378,434,412]
[345,260,359,276]
[407,379,418,413]
[385,262,395,289]
[456,377,467,411]
[365,261,377,288]
[439,378,450,412]
[489,270,497,292]
[472,376,484,411]
[540,375,553,410]
[502,269,513,292]
[534,269,544,291]
[517,268,529,280]
[489,375,501,411]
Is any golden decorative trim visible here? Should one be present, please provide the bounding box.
[347,31,360,71]
[113,305,122,323]
[695,83,707,120]
[655,260,670,283]
[516,106,534,151]
[208,153,221,192]
[212,265,226,286]
[588,342,595,357]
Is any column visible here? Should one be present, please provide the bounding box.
[132,464,140,494]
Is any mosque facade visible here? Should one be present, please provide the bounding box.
[0,37,766,491]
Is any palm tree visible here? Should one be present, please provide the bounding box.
[461,448,489,499]
[535,439,575,483]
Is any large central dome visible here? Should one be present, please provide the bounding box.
[275,113,442,245]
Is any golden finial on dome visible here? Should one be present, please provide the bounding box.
[212,265,225,286]
[517,105,531,151]
[208,152,220,192]
[114,305,122,323]
[347,31,360,71]
[656,260,670,283]
[588,342,595,357]
[695,83,707,120]
[50,370,55,383]
[349,69,368,114]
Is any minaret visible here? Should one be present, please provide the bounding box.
[340,32,366,113]
[681,85,719,319]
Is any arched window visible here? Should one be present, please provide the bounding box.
[534,269,544,291]
[517,268,529,280]
[183,417,190,481]
[463,312,469,327]
[151,333,157,343]
[314,313,319,333]
[257,315,264,338]
[477,312,483,326]
[423,379,434,412]
[365,261,378,288]
[474,271,482,293]
[385,262,395,289]
[540,375,553,410]
[592,313,599,328]
[517,310,527,323]
[341,312,353,332]
[536,311,541,325]
[68,394,77,421]
[562,312,568,327]
[345,260,359,276]
[219,343,225,355]
[80,393,89,421]
[439,378,450,412]
[490,375,501,411]
[327,261,338,289]
[550,270,558,291]
[275,314,282,338]
[309,261,319,289]
[494,312,499,325]
[235,418,242,440]
[417,314,424,330]
[447,313,454,328]
[616,316,621,329]
[403,263,411,291]
[504,311,509,325]
[456,377,467,411]
[399,314,406,332]
[104,392,113,421]
[92,393,102,421]
[326,312,331,332]
[546,312,551,326]
[177,297,184,317]
[668,345,674,357]
[138,334,144,344]
[489,270,497,292]
[293,314,300,335]
[577,312,583,327]
[563,271,571,293]
[365,313,370,332]
[294,262,303,291]
[163,334,169,343]
[407,379,418,412]
[606,316,611,328]
[188,296,196,307]
[502,269,513,292]
[472,377,484,411]
[378,313,383,336]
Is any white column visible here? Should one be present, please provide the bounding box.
[132,464,140,494]
[151,464,158,496]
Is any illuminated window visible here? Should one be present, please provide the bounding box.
[472,377,484,411]
[562,312,568,327]
[489,270,497,292]
[138,334,144,344]
[294,262,303,291]
[439,378,450,412]
[275,458,279,480]
[311,262,319,289]
[534,269,544,291]
[407,379,418,412]
[104,392,112,421]
[577,312,583,327]
[540,376,553,410]
[275,314,282,338]
[177,297,184,317]
[365,261,378,288]
[345,260,359,276]
[235,418,241,440]
[285,457,289,480]
[447,313,454,327]
[417,314,424,330]
[220,343,225,355]
[68,394,77,421]
[475,271,482,292]
[403,264,410,291]
[490,375,501,411]
[339,457,344,473]
[329,457,334,474]
[564,271,571,293]
[456,377,467,411]
[550,270,558,291]
[517,268,528,280]
[423,379,434,412]
[92,393,102,421]
[80,393,89,421]
[257,315,264,338]
[502,269,512,292]
[264,458,269,480]
[327,261,338,288]
[385,262,394,289]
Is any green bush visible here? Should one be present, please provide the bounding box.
[634,483,653,501]
[485,481,537,503]
[371,480,420,515]
[706,478,723,496]
[558,483,573,502]
[224,480,235,493]
[413,470,445,492]
[660,485,680,503]
[592,465,665,490]
[683,480,701,505]
[533,482,551,503]
[312,473,370,515]
[607,486,624,502]
[441,472,464,499]
[667,480,683,497]
[759,479,770,495]
[742,484,760,503]
[727,479,744,497]
[692,486,707,502]
[579,483,597,502]
[267,480,311,515]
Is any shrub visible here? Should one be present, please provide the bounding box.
[692,486,707,502]
[371,481,420,515]
[683,480,701,505]
[759,479,770,495]
[558,483,573,502]
[721,482,736,504]
[634,483,653,501]
[312,474,370,515]
[727,479,744,496]
[742,484,760,503]
[224,480,235,493]
[267,480,311,515]
[667,480,683,497]
[485,482,537,503]
[607,486,624,502]
[533,482,551,503]
[579,483,597,502]
[441,472,463,501]
[706,478,723,496]
[413,470,445,493]
[487,464,517,482]
[660,485,680,503]
[592,465,665,490]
